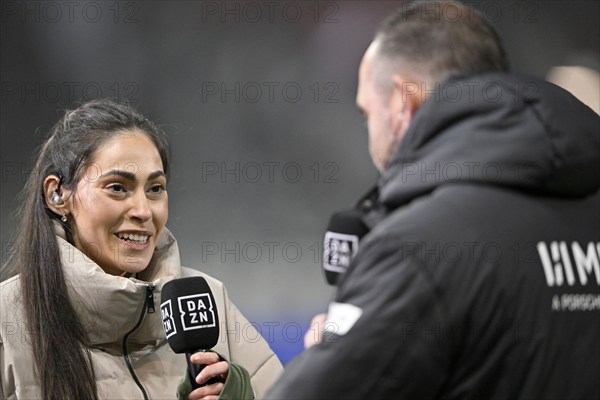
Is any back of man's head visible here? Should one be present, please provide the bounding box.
[374,0,509,86]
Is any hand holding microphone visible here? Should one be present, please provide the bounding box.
[307,200,371,350]
[160,277,228,398]
[304,313,328,349]
[188,352,228,399]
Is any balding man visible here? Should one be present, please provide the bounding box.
[268,1,600,399]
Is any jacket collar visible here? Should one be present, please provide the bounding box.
[55,223,182,349]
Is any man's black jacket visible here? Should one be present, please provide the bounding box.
[268,73,600,399]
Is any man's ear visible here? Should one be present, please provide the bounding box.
[43,175,72,216]
[389,74,424,136]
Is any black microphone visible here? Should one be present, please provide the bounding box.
[323,209,369,285]
[160,277,220,389]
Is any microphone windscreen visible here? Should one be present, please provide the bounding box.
[323,209,369,285]
[160,277,220,353]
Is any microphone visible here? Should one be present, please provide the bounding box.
[160,277,220,389]
[322,209,369,285]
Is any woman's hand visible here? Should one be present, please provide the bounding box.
[188,352,229,400]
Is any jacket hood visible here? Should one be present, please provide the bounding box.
[379,73,600,209]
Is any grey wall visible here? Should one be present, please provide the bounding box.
[1,0,598,362]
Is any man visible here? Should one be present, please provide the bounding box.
[267,1,600,399]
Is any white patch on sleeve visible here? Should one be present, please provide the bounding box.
[323,302,363,336]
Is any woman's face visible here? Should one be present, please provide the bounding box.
[67,130,168,275]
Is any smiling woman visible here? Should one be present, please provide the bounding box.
[48,131,170,276]
[0,99,282,400]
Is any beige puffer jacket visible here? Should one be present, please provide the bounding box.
[0,227,282,399]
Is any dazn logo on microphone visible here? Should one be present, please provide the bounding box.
[161,299,177,339]
[178,294,217,331]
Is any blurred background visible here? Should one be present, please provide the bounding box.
[1,0,598,364]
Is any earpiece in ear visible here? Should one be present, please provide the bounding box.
[51,192,64,205]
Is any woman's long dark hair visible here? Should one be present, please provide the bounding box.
[5,99,170,399]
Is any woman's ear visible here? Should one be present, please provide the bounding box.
[43,175,72,217]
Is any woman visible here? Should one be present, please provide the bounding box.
[0,99,282,400]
